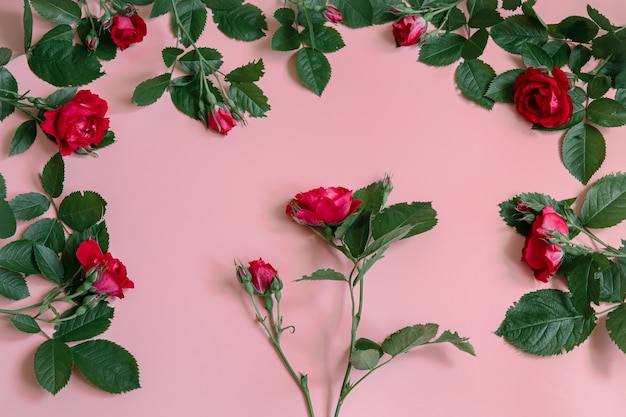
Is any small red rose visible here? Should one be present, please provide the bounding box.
[76,239,134,298]
[208,106,236,135]
[323,5,343,23]
[286,187,362,226]
[521,205,568,283]
[248,258,278,293]
[392,15,427,47]
[512,67,573,128]
[110,14,147,50]
[40,90,110,156]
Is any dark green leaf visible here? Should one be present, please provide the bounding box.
[0,199,16,239]
[273,7,295,26]
[567,255,601,313]
[591,34,624,59]
[587,75,611,99]
[178,47,223,75]
[351,338,383,370]
[296,5,326,27]
[229,82,270,117]
[0,67,17,121]
[0,268,29,300]
[9,192,50,220]
[72,340,140,393]
[41,153,65,198]
[91,130,114,150]
[432,330,476,355]
[45,87,77,108]
[131,74,171,106]
[372,202,437,241]
[468,9,502,28]
[598,262,626,303]
[370,0,398,24]
[212,4,267,41]
[23,0,33,50]
[271,25,300,51]
[225,60,265,83]
[382,323,439,356]
[58,191,107,232]
[202,0,243,11]
[485,68,524,103]
[295,48,331,96]
[495,289,596,356]
[616,89,626,107]
[344,211,370,258]
[30,0,81,24]
[557,16,598,43]
[302,25,345,53]
[170,76,209,121]
[586,5,613,32]
[466,0,498,14]
[542,41,570,68]
[333,0,373,28]
[561,123,605,185]
[295,268,347,282]
[150,0,173,17]
[462,28,489,60]
[34,339,73,395]
[502,0,522,11]
[34,244,64,284]
[615,71,626,89]
[438,7,467,31]
[587,98,626,127]
[10,314,40,333]
[23,218,65,253]
[455,58,496,109]
[580,172,626,228]
[490,15,548,55]
[76,18,117,61]
[363,225,412,257]
[569,45,592,74]
[55,303,114,342]
[162,47,184,67]
[0,173,5,200]
[418,33,465,67]
[0,47,11,66]
[606,304,626,353]
[173,0,207,47]
[521,42,553,69]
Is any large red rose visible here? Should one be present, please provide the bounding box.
[392,15,427,47]
[76,240,134,298]
[40,90,109,156]
[286,187,362,226]
[248,258,278,293]
[521,205,568,283]
[208,106,236,135]
[512,67,573,128]
[110,14,147,50]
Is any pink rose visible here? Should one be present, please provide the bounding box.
[392,15,427,47]
[323,6,343,23]
[76,240,134,299]
[40,90,110,156]
[248,258,278,293]
[110,14,147,50]
[208,106,236,135]
[286,186,362,226]
[521,205,569,283]
[512,67,573,128]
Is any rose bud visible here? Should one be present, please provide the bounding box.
[323,5,343,23]
[76,239,134,299]
[248,258,279,294]
[286,186,362,227]
[208,105,236,135]
[392,15,427,47]
[85,29,99,51]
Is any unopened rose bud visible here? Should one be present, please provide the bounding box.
[75,306,88,316]
[124,5,136,16]
[264,294,274,310]
[86,30,99,51]
[323,5,343,23]
[270,276,283,293]
[85,265,101,283]
[82,294,103,308]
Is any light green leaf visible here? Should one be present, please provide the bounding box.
[432,330,476,355]
[295,268,346,282]
[55,303,114,342]
[418,33,466,67]
[485,68,525,103]
[34,339,73,395]
[212,3,267,41]
[606,304,626,353]
[0,268,29,300]
[41,152,64,198]
[350,338,383,370]
[580,172,626,228]
[10,314,40,333]
[333,0,373,28]
[34,244,64,284]
[229,82,270,117]
[295,48,331,96]
[587,98,626,127]
[72,340,140,394]
[9,119,37,156]
[131,74,171,106]
[23,218,65,253]
[381,323,439,356]
[9,192,50,221]
[561,123,605,185]
[490,15,548,55]
[0,199,16,239]
[455,58,496,109]
[0,67,17,121]
[30,0,81,24]
[173,0,207,47]
[58,191,107,232]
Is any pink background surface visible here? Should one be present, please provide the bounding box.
[1,1,626,416]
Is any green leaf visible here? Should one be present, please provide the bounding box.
[162,47,184,67]
[23,218,66,253]
[10,314,41,333]
[202,0,242,10]
[0,268,29,300]
[418,33,465,67]
[462,28,489,60]
[468,9,502,28]
[542,41,570,68]
[0,67,17,121]
[0,47,12,66]
[296,268,347,282]
[495,289,596,356]
[586,5,613,32]
[616,89,626,107]
[212,3,267,41]
[55,303,114,342]
[178,47,223,74]
[455,59,496,109]
[271,25,300,51]
[34,244,64,284]
[9,192,50,221]
[591,33,623,59]
[561,123,605,185]
[30,0,81,24]
[587,75,611,99]
[72,340,140,393]
[0,173,5,199]
[350,338,383,370]
[23,0,33,50]
[28,25,103,87]
[432,330,476,355]
[521,42,554,69]
[302,25,345,53]
[131,74,171,106]
[598,262,626,303]
[606,304,626,353]
[295,48,331,96]
[490,15,548,55]
[0,199,16,239]
[344,211,371,258]
[225,59,265,83]
[569,45,592,74]
[173,0,207,47]
[41,153,65,198]
[273,7,295,26]
[34,339,73,395]
[580,172,626,228]
[485,68,524,103]
[363,224,412,257]
[58,191,107,232]
[567,255,601,313]
[432,6,466,31]
[502,0,521,10]
[557,16,598,43]
[75,18,117,61]
[333,0,373,28]
[45,87,77,108]
[229,82,270,118]
[170,76,208,121]
[372,202,437,241]
[587,98,626,127]
[9,118,37,156]
[150,0,173,17]
[381,323,439,356]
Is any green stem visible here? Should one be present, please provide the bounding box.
[596,303,622,316]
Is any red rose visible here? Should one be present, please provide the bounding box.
[76,240,134,298]
[521,205,568,283]
[40,90,110,156]
[286,186,362,226]
[208,106,236,135]
[392,15,427,47]
[512,67,573,128]
[110,14,147,50]
[248,258,278,293]
[323,5,343,23]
